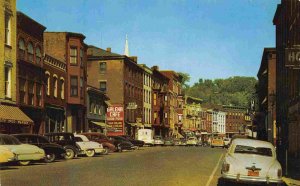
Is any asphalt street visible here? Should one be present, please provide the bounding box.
[1,146,230,186]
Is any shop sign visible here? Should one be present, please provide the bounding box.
[106,105,124,135]
[285,48,300,68]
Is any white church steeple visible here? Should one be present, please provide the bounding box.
[124,34,129,56]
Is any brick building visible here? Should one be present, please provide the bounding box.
[87,46,143,137]
[160,71,183,137]
[183,96,202,133]
[43,54,67,133]
[44,32,87,133]
[151,66,170,137]
[17,12,46,134]
[273,0,300,175]
[0,1,33,134]
[256,48,276,143]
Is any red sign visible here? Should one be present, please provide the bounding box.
[106,105,124,135]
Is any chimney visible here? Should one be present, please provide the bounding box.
[106,47,111,52]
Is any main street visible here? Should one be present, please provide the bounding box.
[1,147,226,186]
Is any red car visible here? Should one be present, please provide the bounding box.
[80,133,116,154]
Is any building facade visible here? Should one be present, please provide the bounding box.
[256,48,277,144]
[43,54,67,133]
[87,46,143,137]
[17,12,46,134]
[139,64,152,129]
[151,66,170,137]
[44,32,87,133]
[0,1,33,134]
[183,96,202,134]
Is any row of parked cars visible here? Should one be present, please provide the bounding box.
[152,136,203,146]
[0,132,145,166]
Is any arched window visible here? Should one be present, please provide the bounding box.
[18,39,25,59]
[36,46,42,64]
[53,75,58,98]
[27,42,34,62]
[60,78,65,99]
[45,72,50,96]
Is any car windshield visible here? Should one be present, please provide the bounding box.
[234,145,273,157]
[0,135,21,145]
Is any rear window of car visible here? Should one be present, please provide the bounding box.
[234,145,272,157]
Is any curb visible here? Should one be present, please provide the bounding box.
[282,177,300,186]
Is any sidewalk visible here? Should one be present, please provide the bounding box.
[282,177,300,186]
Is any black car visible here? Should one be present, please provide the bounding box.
[13,134,66,163]
[44,133,84,159]
[108,136,135,152]
[119,135,145,148]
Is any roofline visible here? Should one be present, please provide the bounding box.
[17,11,46,31]
[45,31,86,40]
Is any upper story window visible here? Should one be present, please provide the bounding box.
[36,47,42,64]
[70,47,77,65]
[18,39,26,59]
[80,77,84,99]
[5,13,11,46]
[53,76,58,98]
[99,62,106,73]
[4,65,12,98]
[45,72,50,96]
[19,78,26,104]
[36,84,42,107]
[70,76,78,97]
[60,78,65,99]
[27,42,34,62]
[80,48,84,67]
[99,81,107,92]
[28,81,34,105]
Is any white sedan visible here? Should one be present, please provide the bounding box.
[186,137,198,146]
[74,134,106,157]
[221,138,282,185]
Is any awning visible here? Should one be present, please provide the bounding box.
[126,122,137,127]
[0,105,33,125]
[91,121,107,128]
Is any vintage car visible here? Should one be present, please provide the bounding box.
[221,138,282,185]
[223,137,231,148]
[80,133,116,154]
[153,136,164,146]
[119,135,145,149]
[13,134,66,163]
[0,146,15,163]
[186,137,198,146]
[44,133,84,160]
[74,134,105,157]
[0,134,45,166]
[164,137,175,146]
[211,137,225,148]
[108,136,135,152]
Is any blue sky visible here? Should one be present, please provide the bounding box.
[17,0,280,85]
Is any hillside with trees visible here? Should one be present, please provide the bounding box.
[178,73,257,108]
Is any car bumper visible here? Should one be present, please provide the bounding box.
[94,148,106,154]
[222,173,282,184]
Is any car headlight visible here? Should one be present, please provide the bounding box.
[222,162,230,173]
[277,169,282,178]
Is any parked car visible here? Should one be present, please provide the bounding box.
[119,135,145,148]
[0,146,15,164]
[186,137,198,146]
[179,138,187,146]
[74,134,105,157]
[153,136,164,146]
[13,134,66,163]
[223,137,231,148]
[173,138,182,146]
[108,136,135,152]
[44,133,84,160]
[211,137,225,148]
[80,133,116,154]
[164,137,175,146]
[221,138,282,185]
[0,134,45,165]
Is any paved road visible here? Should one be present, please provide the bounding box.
[0,146,226,186]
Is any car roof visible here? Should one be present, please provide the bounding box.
[231,138,274,149]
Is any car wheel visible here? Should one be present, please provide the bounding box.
[64,148,75,159]
[103,147,109,155]
[19,161,31,166]
[44,153,56,163]
[86,149,95,157]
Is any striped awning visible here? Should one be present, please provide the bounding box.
[0,105,33,125]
